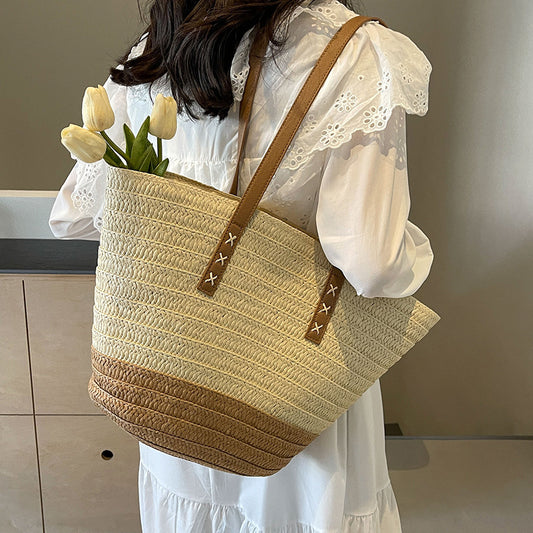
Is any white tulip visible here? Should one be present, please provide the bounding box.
[82,84,115,131]
[61,124,107,163]
[149,93,178,139]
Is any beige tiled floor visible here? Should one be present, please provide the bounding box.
[0,416,42,533]
[387,438,533,533]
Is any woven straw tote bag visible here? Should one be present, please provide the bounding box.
[88,15,441,477]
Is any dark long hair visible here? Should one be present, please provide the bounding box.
[110,0,365,122]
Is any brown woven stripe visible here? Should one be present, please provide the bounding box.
[88,374,293,476]
[91,383,282,476]
[91,347,317,444]
[90,363,310,459]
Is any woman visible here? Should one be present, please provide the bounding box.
[49,0,434,530]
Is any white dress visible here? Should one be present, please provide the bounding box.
[49,0,434,530]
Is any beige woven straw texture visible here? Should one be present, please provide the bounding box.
[90,167,440,444]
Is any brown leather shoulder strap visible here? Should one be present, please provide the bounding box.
[230,15,387,197]
[229,28,271,196]
[198,15,388,303]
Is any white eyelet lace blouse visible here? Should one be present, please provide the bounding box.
[49,0,434,530]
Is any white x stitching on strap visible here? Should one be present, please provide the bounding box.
[215,252,228,266]
[318,303,331,315]
[204,272,218,286]
[311,322,323,334]
[225,232,237,247]
[326,284,338,297]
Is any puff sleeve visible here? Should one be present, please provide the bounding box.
[48,61,135,240]
[314,22,434,298]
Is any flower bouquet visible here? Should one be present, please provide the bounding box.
[61,84,178,176]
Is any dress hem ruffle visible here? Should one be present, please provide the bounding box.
[138,459,402,533]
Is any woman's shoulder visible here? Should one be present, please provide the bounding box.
[297,0,433,113]
[303,0,431,63]
[265,0,433,156]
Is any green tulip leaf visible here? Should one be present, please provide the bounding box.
[130,116,151,168]
[104,145,126,168]
[151,146,159,166]
[138,145,155,173]
[149,145,158,171]
[123,124,135,158]
[103,153,120,168]
[153,158,169,177]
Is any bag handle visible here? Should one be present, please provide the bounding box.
[229,27,271,196]
[197,15,388,344]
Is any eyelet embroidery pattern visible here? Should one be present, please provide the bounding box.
[333,91,358,112]
[70,160,108,233]
[278,112,318,171]
[423,62,432,82]
[311,21,326,32]
[230,36,251,102]
[362,105,390,131]
[94,215,103,231]
[71,162,101,215]
[231,65,250,102]
[399,63,413,84]
[279,111,319,170]
[313,5,337,21]
[412,90,428,114]
[302,114,318,135]
[310,21,336,37]
[284,145,312,170]
[319,123,348,148]
[71,186,95,213]
[395,108,407,169]
[377,70,391,93]
[68,0,431,240]
[294,2,430,144]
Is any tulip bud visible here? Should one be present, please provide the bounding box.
[82,84,115,131]
[149,93,178,139]
[61,124,107,163]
